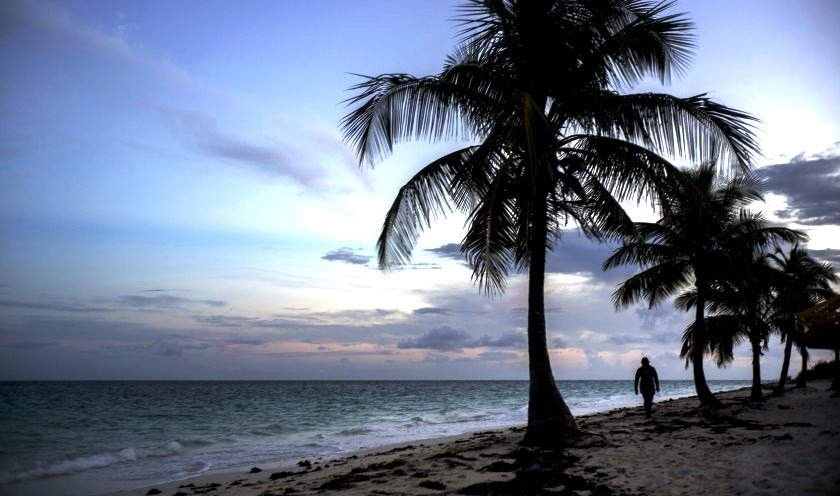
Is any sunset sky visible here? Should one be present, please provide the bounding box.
[1,0,838,381]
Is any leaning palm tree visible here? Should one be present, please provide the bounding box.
[768,245,838,394]
[341,0,758,443]
[604,165,801,406]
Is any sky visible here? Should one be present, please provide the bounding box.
[1,0,838,381]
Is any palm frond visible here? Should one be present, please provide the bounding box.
[579,92,760,170]
[461,159,519,295]
[376,147,478,269]
[585,0,696,88]
[340,74,474,167]
[611,261,692,309]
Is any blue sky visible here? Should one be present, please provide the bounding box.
[1,0,838,381]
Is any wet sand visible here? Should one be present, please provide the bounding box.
[107,381,840,496]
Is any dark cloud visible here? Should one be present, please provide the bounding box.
[118,338,214,357]
[425,243,464,261]
[225,336,265,346]
[475,332,526,348]
[810,249,840,269]
[195,315,261,327]
[0,341,55,349]
[0,315,217,360]
[398,326,471,351]
[398,326,525,351]
[412,307,450,316]
[552,337,569,348]
[547,233,636,284]
[425,231,634,285]
[321,247,371,265]
[0,299,110,313]
[119,294,226,309]
[759,155,840,225]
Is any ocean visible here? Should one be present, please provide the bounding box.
[0,380,750,496]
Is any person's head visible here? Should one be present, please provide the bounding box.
[641,357,650,366]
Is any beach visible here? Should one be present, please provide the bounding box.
[107,381,840,496]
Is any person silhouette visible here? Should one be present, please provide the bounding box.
[634,357,660,418]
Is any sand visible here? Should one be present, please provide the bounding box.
[106,381,840,496]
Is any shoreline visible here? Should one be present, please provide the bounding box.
[104,381,840,495]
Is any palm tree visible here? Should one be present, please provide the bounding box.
[603,165,801,406]
[767,245,838,394]
[340,0,758,443]
[698,242,801,402]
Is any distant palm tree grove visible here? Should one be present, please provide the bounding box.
[339,0,838,446]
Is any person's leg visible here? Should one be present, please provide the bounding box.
[643,393,653,417]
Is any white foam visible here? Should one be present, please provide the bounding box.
[0,441,186,485]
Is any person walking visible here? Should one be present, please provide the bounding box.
[635,357,660,418]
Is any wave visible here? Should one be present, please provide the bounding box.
[336,427,374,436]
[0,441,186,485]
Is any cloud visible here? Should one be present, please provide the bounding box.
[425,231,633,285]
[195,315,262,327]
[425,243,464,261]
[759,155,840,225]
[412,307,450,316]
[155,105,326,185]
[137,339,213,357]
[477,350,520,362]
[810,248,840,270]
[475,332,526,348]
[225,336,265,346]
[119,294,226,309]
[0,341,55,350]
[321,247,372,265]
[398,326,525,352]
[0,299,110,313]
[398,326,472,351]
[605,330,682,346]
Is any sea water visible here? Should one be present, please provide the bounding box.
[0,380,750,496]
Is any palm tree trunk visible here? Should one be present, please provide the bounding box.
[521,202,578,446]
[774,334,794,395]
[692,292,722,408]
[796,348,809,387]
[750,335,763,402]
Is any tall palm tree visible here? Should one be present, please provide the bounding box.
[341,0,758,443]
[767,245,838,394]
[603,165,801,406]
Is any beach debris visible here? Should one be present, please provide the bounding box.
[419,480,447,490]
[249,466,262,473]
[481,460,518,472]
[318,472,371,490]
[297,459,312,469]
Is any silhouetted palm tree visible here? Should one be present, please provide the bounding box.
[698,241,802,402]
[767,245,838,393]
[604,165,800,406]
[341,0,758,443]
